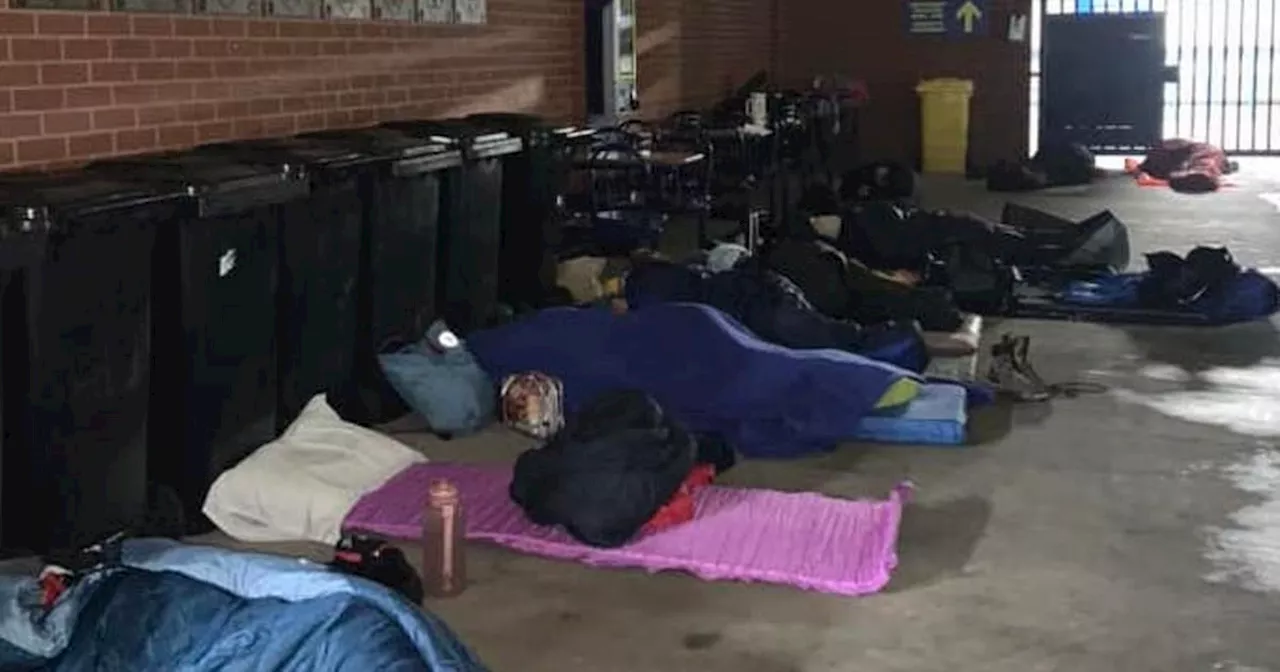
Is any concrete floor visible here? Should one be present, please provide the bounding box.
[221,166,1280,671]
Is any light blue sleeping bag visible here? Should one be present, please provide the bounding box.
[0,538,487,671]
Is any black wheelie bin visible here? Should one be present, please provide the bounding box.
[87,152,309,532]
[0,171,184,554]
[192,139,373,431]
[0,199,47,555]
[293,127,463,427]
[466,113,595,311]
[0,229,32,555]
[380,119,523,333]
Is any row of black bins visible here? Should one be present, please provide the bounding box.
[0,115,583,555]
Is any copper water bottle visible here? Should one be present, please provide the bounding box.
[421,479,467,600]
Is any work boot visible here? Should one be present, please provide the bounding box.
[986,334,1050,402]
[1012,335,1051,392]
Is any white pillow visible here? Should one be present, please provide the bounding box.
[202,394,425,545]
[810,214,843,241]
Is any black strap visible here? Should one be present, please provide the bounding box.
[1044,381,1109,399]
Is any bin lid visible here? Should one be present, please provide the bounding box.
[87,151,310,216]
[0,170,185,229]
[89,152,299,194]
[464,113,585,139]
[382,119,523,159]
[193,138,372,175]
[381,119,512,146]
[916,79,974,95]
[298,127,455,161]
[298,128,464,176]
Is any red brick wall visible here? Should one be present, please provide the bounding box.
[0,0,777,172]
[635,0,773,118]
[779,0,1031,168]
[0,1,584,171]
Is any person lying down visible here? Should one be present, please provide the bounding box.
[613,254,930,373]
[464,301,924,459]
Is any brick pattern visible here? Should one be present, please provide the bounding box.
[0,0,583,171]
[635,0,773,119]
[779,0,1032,168]
[681,0,773,111]
[0,0,780,172]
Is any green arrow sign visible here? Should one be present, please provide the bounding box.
[956,0,982,34]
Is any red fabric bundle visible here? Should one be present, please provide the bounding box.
[1139,139,1231,193]
[641,464,718,535]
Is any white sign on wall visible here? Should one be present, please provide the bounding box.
[455,0,485,24]
[418,0,452,23]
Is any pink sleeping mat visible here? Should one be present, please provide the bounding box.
[344,462,910,596]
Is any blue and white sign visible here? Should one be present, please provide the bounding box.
[905,0,988,38]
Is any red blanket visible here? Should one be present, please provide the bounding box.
[1138,139,1230,193]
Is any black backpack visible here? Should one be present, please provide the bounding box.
[1140,247,1239,307]
[940,245,1019,315]
[329,534,423,604]
[1032,142,1097,186]
[509,390,733,548]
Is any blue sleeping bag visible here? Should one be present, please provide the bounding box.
[0,539,486,671]
[624,261,929,372]
[379,320,496,435]
[1059,269,1280,324]
[465,303,918,458]
[1056,247,1279,325]
[1057,273,1144,307]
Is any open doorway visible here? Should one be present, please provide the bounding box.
[1029,0,1279,157]
[583,0,638,125]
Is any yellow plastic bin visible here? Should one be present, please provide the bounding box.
[916,78,974,174]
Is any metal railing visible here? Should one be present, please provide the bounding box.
[1032,0,1278,155]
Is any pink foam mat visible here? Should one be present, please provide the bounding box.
[344,462,910,597]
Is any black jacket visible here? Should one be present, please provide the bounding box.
[509,390,734,548]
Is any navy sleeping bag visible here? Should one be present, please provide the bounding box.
[1058,247,1279,325]
[0,539,486,671]
[465,303,918,458]
[624,260,929,372]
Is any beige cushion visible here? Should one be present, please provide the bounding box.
[810,214,843,240]
[202,395,425,544]
[922,314,982,357]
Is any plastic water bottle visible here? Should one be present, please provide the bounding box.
[421,479,467,599]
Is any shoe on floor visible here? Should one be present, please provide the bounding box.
[1011,334,1051,391]
[986,334,1051,402]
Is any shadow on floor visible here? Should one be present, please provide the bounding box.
[888,495,993,592]
[967,402,1015,444]
[673,637,806,672]
[1118,318,1280,373]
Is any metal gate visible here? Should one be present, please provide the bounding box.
[1030,0,1279,155]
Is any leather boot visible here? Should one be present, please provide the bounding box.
[1013,335,1051,393]
[986,334,1050,402]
